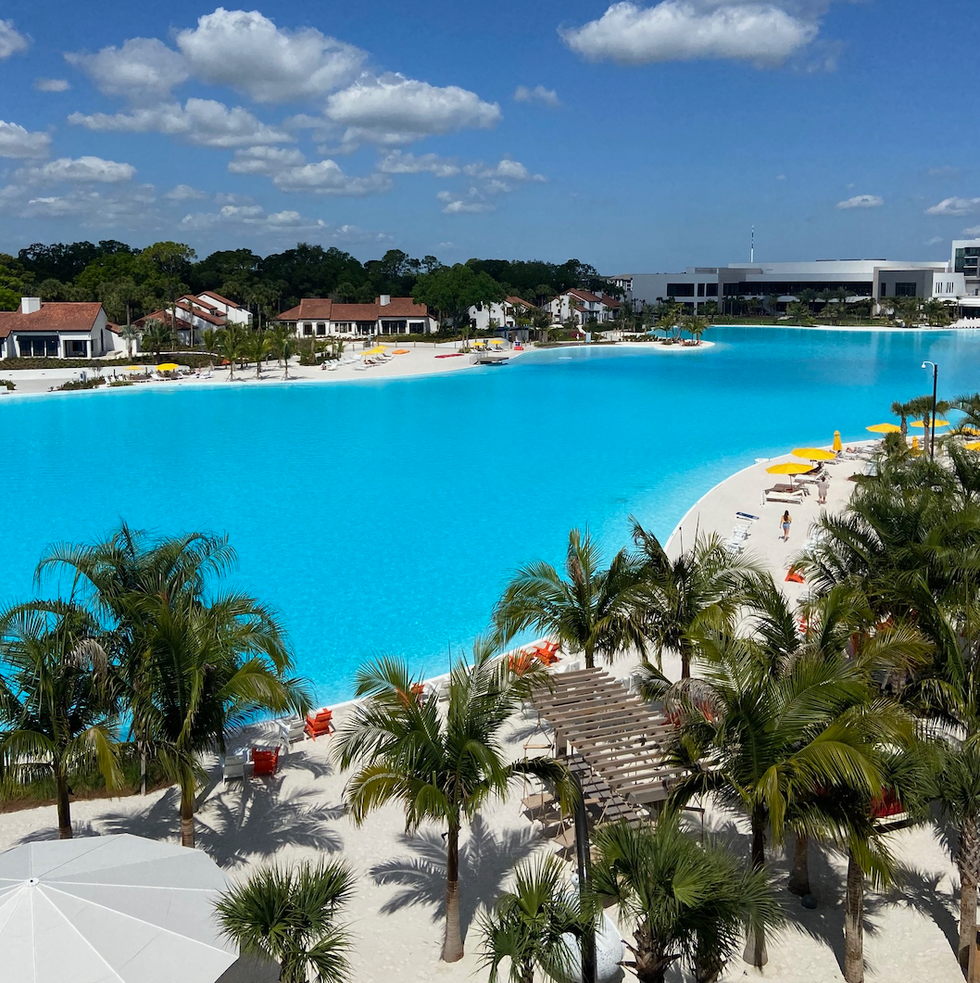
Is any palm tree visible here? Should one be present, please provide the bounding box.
[631,520,756,679]
[683,314,709,345]
[215,859,355,983]
[797,288,818,314]
[786,301,813,325]
[333,648,571,962]
[0,600,121,838]
[245,330,272,380]
[218,323,246,380]
[590,817,782,983]
[479,855,588,983]
[202,328,219,370]
[492,528,649,670]
[141,318,172,359]
[891,398,916,437]
[35,525,312,845]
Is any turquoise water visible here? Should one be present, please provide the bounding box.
[3,327,979,699]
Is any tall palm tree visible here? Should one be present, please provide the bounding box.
[890,398,916,438]
[218,323,246,380]
[479,855,588,983]
[333,648,571,962]
[590,817,782,983]
[215,860,355,983]
[245,330,272,379]
[0,600,121,838]
[492,528,649,670]
[631,520,756,678]
[141,318,172,359]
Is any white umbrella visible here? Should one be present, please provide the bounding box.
[0,834,237,983]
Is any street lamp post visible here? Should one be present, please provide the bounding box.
[922,360,938,461]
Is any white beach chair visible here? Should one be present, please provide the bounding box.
[276,716,307,745]
[221,749,247,784]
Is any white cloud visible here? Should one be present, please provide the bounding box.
[561,1,821,67]
[437,189,494,215]
[228,145,307,176]
[272,159,392,196]
[34,77,70,93]
[836,194,883,210]
[464,159,546,184]
[0,120,51,159]
[923,236,943,246]
[926,165,961,179]
[2,183,160,229]
[65,38,188,101]
[17,156,137,184]
[164,184,207,201]
[68,98,292,148]
[175,8,365,104]
[0,20,29,59]
[926,197,980,217]
[179,203,327,233]
[326,73,501,146]
[514,85,560,107]
[776,173,787,181]
[378,150,460,177]
[963,225,980,237]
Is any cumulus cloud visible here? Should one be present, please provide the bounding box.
[68,98,292,148]
[34,77,70,92]
[164,184,207,200]
[514,85,560,107]
[175,8,365,104]
[926,197,980,217]
[464,159,546,184]
[923,236,943,246]
[561,1,821,67]
[964,225,980,237]
[179,202,326,233]
[377,150,460,177]
[0,120,51,159]
[271,158,392,196]
[2,183,160,229]
[436,189,494,214]
[227,145,307,176]
[0,20,29,59]
[65,38,188,101]
[17,156,137,184]
[326,73,501,146]
[836,194,883,209]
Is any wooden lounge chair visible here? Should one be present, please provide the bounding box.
[277,716,307,744]
[305,708,335,739]
[221,750,246,784]
[251,745,281,777]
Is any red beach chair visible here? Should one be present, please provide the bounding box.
[305,708,335,739]
[251,746,281,777]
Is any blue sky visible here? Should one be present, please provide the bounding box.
[0,0,977,272]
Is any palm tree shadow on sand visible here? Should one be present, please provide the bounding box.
[368,814,541,941]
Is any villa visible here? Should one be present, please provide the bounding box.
[276,295,438,338]
[468,296,538,334]
[136,290,252,347]
[547,288,621,325]
[614,236,980,319]
[0,297,117,359]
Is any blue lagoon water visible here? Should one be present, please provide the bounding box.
[3,327,979,698]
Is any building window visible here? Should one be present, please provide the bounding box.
[879,283,887,298]
[697,283,705,297]
[66,340,88,356]
[316,322,326,336]
[667,283,695,297]
[18,335,59,357]
[894,282,917,297]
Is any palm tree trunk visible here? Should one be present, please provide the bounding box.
[584,641,595,670]
[959,818,980,982]
[743,816,768,967]
[632,927,670,983]
[844,848,864,983]
[443,824,464,961]
[180,780,196,848]
[54,765,72,839]
[789,832,811,896]
[681,641,692,680]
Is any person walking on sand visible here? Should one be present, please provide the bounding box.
[816,475,829,505]
[780,510,792,541]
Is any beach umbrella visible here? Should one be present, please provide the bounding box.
[866,423,902,434]
[911,436,921,452]
[832,430,843,452]
[0,834,236,983]
[911,419,949,428]
[792,447,837,462]
[965,441,980,451]
[766,462,813,475]
[960,427,980,436]
[488,338,504,345]
[156,363,180,372]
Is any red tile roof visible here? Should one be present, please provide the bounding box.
[139,302,226,327]
[505,296,536,309]
[276,297,432,322]
[199,290,243,309]
[377,297,430,318]
[331,304,382,321]
[277,299,334,321]
[0,303,103,334]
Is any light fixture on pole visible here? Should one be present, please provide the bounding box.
[922,360,939,461]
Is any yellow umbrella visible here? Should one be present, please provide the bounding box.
[960,426,980,436]
[911,436,920,452]
[156,363,180,372]
[832,430,843,452]
[792,447,837,462]
[965,441,980,451]
[866,423,902,434]
[911,419,949,428]
[124,365,142,372]
[766,462,813,475]
[488,338,504,345]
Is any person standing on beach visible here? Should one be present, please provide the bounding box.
[780,510,792,541]
[816,475,829,505]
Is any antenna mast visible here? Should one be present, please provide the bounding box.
[750,225,755,264]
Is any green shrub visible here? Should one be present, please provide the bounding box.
[57,377,105,391]
[0,378,14,390]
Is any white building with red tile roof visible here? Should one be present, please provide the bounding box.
[0,297,116,359]
[547,288,621,326]
[468,296,538,333]
[135,291,252,346]
[276,295,437,337]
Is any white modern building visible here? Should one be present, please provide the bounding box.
[0,297,117,359]
[547,288,621,325]
[277,295,438,337]
[614,238,980,320]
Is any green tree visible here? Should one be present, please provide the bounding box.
[890,398,917,437]
[140,318,172,358]
[683,314,709,345]
[334,649,571,962]
[412,264,505,334]
[591,817,782,983]
[492,528,650,670]
[218,323,247,380]
[215,860,355,983]
[245,330,272,379]
[479,855,588,983]
[0,600,121,838]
